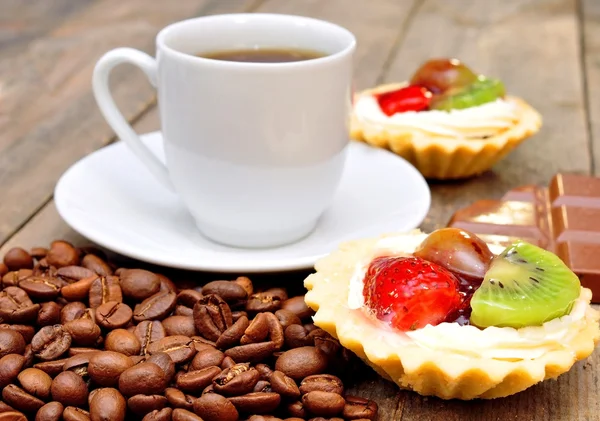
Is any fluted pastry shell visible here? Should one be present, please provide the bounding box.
[350,84,542,180]
[304,233,600,400]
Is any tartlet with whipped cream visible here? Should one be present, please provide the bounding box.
[304,229,599,399]
[350,59,542,179]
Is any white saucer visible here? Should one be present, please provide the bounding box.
[55,131,430,272]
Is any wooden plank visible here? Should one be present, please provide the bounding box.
[0,0,259,246]
[582,0,600,175]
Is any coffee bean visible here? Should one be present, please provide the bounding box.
[221,356,236,369]
[0,328,26,358]
[176,366,221,393]
[68,347,98,357]
[37,302,62,327]
[2,384,45,413]
[246,292,282,313]
[127,394,167,416]
[104,329,141,356]
[264,288,288,302]
[46,241,79,268]
[202,281,248,305]
[17,368,51,400]
[161,316,196,337]
[119,269,160,301]
[0,412,25,421]
[228,392,281,414]
[284,325,313,349]
[157,274,177,293]
[147,335,196,364]
[248,416,287,421]
[281,297,313,320]
[61,276,98,302]
[341,395,378,420]
[233,276,253,296]
[213,363,260,396]
[176,290,203,308]
[31,325,71,361]
[35,401,63,421]
[240,313,269,345]
[275,347,328,381]
[172,408,204,421]
[193,393,239,421]
[56,266,96,283]
[51,371,88,407]
[216,316,249,349]
[63,318,101,347]
[88,351,133,387]
[0,287,40,324]
[189,346,224,371]
[89,388,126,421]
[0,325,33,345]
[33,359,66,377]
[95,301,132,329]
[118,362,168,397]
[175,306,193,317]
[89,276,122,309]
[302,391,345,417]
[146,353,175,383]
[286,401,306,418]
[299,374,344,395]
[133,291,177,322]
[255,364,273,381]
[63,353,95,377]
[142,407,173,421]
[0,354,25,388]
[164,388,194,410]
[134,321,166,355]
[231,311,248,323]
[60,302,87,324]
[253,380,271,393]
[193,294,233,342]
[81,255,112,277]
[62,406,90,421]
[225,342,276,363]
[270,371,300,398]
[191,336,217,351]
[4,248,34,271]
[275,309,302,330]
[0,262,7,278]
[264,312,284,349]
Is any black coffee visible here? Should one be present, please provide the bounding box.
[198,48,326,63]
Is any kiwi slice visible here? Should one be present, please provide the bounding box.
[430,77,505,111]
[470,241,581,329]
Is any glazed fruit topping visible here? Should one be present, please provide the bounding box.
[410,58,478,95]
[362,256,462,330]
[430,77,506,111]
[376,86,432,116]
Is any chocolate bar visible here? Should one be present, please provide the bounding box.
[448,173,600,303]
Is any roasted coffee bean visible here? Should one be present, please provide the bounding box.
[264,312,284,349]
[240,313,269,345]
[281,296,313,320]
[95,301,132,329]
[176,290,203,308]
[275,309,302,330]
[119,269,160,301]
[193,294,233,342]
[216,316,249,349]
[146,353,175,383]
[33,359,66,377]
[46,241,79,268]
[246,292,282,313]
[4,249,34,272]
[341,397,378,420]
[104,329,141,356]
[147,335,196,364]
[2,270,33,289]
[63,318,101,346]
[22,345,34,368]
[88,276,122,308]
[0,354,25,388]
[225,342,276,363]
[31,325,71,361]
[56,266,95,283]
[175,306,193,317]
[37,302,62,327]
[17,368,52,400]
[161,316,196,337]
[193,393,239,421]
[228,392,281,414]
[81,255,112,277]
[0,328,26,358]
[248,416,287,421]
[231,311,248,323]
[302,391,345,417]
[284,325,313,349]
[157,274,177,293]
[299,374,344,396]
[213,363,260,396]
[253,380,271,393]
[35,401,64,421]
[134,321,166,354]
[172,408,204,421]
[286,401,307,418]
[63,352,95,377]
[127,394,167,416]
[62,406,90,421]
[176,366,221,393]
[189,346,224,371]
[164,388,194,410]
[61,276,98,302]
[221,356,236,369]
[2,384,44,413]
[202,281,248,305]
[0,324,34,345]
[264,288,288,302]
[275,347,328,381]
[0,287,39,323]
[255,364,273,381]
[270,371,300,398]
[118,362,168,397]
[31,259,56,278]
[19,275,63,300]
[310,330,340,359]
[68,347,98,356]
[51,371,88,407]
[89,388,126,421]
[0,262,7,277]
[191,336,217,352]
[60,302,87,324]
[88,351,134,387]
[29,247,48,260]
[142,407,173,421]
[133,291,177,322]
[234,277,253,297]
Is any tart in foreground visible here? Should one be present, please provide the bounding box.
[304,229,599,399]
[350,59,542,179]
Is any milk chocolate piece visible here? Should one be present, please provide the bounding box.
[448,173,600,302]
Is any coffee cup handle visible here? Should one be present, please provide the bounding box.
[93,48,175,191]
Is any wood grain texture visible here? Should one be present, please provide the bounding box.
[583,0,600,176]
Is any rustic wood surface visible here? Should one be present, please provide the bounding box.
[1,0,599,420]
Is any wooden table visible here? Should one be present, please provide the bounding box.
[1,0,599,419]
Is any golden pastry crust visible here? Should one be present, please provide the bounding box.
[304,233,600,400]
[351,84,542,180]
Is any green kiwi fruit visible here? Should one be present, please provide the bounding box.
[430,77,506,111]
[470,241,581,329]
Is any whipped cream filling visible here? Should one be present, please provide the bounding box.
[348,232,590,360]
[353,94,519,139]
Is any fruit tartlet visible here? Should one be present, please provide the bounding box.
[304,229,599,399]
[350,59,542,179]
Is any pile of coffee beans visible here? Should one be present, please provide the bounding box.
[0,241,378,421]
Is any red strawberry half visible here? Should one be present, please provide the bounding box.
[362,256,462,331]
[376,85,432,116]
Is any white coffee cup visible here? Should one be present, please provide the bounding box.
[93,14,355,248]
